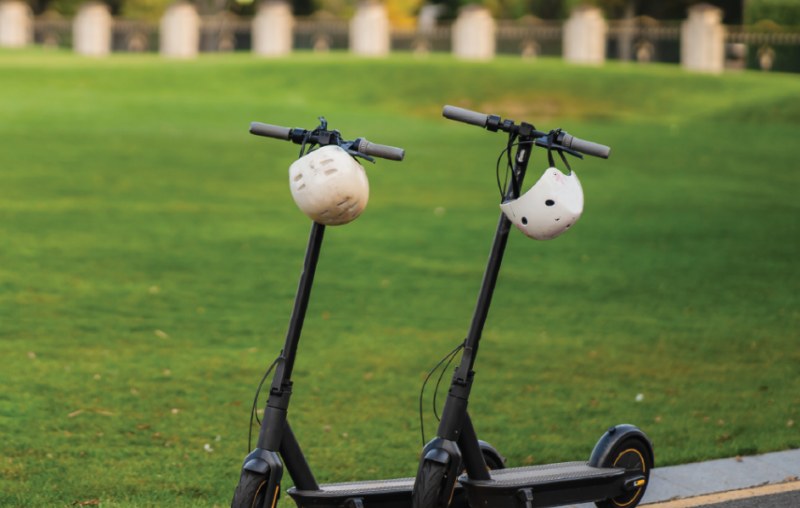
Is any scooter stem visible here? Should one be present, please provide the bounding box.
[258,222,326,451]
[456,141,534,381]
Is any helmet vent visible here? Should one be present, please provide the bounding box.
[320,209,330,216]
[324,168,338,176]
[337,198,349,207]
[294,174,303,182]
[545,200,555,206]
[348,201,359,210]
[297,184,306,191]
[521,217,528,225]
[566,224,571,228]
[320,158,334,166]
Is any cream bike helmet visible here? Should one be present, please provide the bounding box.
[250,117,404,225]
[441,106,609,241]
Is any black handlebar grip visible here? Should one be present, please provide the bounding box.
[562,134,610,159]
[358,139,405,161]
[249,122,292,140]
[442,105,489,128]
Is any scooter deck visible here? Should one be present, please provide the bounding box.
[288,477,475,508]
[288,477,415,508]
[459,461,626,508]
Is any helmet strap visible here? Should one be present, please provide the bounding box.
[546,129,572,175]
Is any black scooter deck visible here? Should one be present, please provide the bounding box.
[459,461,626,508]
[288,477,414,508]
[288,477,478,508]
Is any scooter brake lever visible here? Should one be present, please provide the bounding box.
[346,149,376,164]
[534,138,584,159]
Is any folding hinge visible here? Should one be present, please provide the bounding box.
[454,345,474,386]
[269,355,287,395]
[344,497,364,508]
[517,488,534,508]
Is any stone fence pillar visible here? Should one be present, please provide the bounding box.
[0,0,32,47]
[73,2,111,56]
[563,5,606,65]
[350,1,389,57]
[253,1,293,56]
[452,4,495,60]
[681,3,724,74]
[160,1,199,58]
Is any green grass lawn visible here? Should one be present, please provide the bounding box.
[0,49,798,508]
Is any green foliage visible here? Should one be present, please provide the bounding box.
[120,0,173,19]
[746,0,800,25]
[43,0,88,15]
[0,49,799,507]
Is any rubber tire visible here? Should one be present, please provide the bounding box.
[594,438,651,508]
[413,460,448,508]
[231,469,274,508]
[482,454,503,471]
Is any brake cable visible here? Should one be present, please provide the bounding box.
[495,128,582,201]
[433,343,463,422]
[419,341,465,446]
[248,355,280,454]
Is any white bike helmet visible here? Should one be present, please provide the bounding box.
[499,167,583,241]
[288,145,369,226]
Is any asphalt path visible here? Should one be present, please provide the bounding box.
[702,489,800,508]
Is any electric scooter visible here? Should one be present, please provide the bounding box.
[232,117,505,508]
[410,106,654,508]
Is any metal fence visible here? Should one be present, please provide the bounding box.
[31,12,800,66]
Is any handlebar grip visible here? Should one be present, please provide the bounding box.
[562,134,610,159]
[358,139,405,161]
[249,122,292,140]
[442,105,488,128]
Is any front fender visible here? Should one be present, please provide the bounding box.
[417,438,463,507]
[588,424,653,469]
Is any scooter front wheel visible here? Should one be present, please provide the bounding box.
[412,460,448,508]
[231,469,279,508]
[594,438,650,508]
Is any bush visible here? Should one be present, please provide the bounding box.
[746,0,800,25]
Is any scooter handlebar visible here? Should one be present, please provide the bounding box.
[358,139,405,161]
[249,122,292,140]
[442,105,489,128]
[561,134,610,159]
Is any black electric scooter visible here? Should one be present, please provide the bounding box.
[410,106,654,508]
[232,118,505,508]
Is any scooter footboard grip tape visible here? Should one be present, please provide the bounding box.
[249,122,292,140]
[567,136,610,159]
[361,141,405,161]
[442,106,489,128]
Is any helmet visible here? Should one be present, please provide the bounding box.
[288,145,370,226]
[499,167,583,241]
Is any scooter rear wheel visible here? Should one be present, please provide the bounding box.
[231,469,278,508]
[594,438,650,508]
[412,460,448,508]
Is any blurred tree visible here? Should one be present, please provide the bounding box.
[386,0,425,26]
[293,0,315,15]
[746,0,800,24]
[423,0,744,21]
[529,0,564,18]
[39,0,123,15]
[565,0,744,23]
[120,0,172,18]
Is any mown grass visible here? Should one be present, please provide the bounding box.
[0,49,798,507]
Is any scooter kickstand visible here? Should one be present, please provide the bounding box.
[344,497,365,508]
[517,488,534,508]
